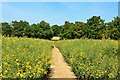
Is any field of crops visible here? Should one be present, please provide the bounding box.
[56,39,119,79]
[2,36,53,78]
[2,36,120,79]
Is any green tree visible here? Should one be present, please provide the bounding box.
[2,22,13,36]
[51,25,62,36]
[1,16,119,40]
[60,21,86,39]
[11,20,29,37]
[59,21,76,39]
[74,21,86,38]
[31,20,53,39]
[106,16,120,39]
[86,16,105,39]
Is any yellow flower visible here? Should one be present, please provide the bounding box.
[20,74,24,77]
[29,66,31,69]
[17,72,20,76]
[16,59,19,61]
[26,62,30,65]
[4,70,8,73]
[16,63,19,66]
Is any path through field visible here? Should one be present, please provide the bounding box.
[49,46,77,79]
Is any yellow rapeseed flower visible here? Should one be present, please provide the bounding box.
[20,74,24,77]
[4,70,8,73]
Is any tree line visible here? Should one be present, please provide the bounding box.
[1,16,120,40]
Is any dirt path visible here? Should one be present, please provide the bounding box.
[49,46,77,79]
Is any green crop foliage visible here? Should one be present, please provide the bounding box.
[2,36,53,78]
[56,39,119,79]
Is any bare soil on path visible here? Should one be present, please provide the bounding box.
[49,46,77,79]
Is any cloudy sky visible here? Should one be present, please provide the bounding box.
[2,2,119,25]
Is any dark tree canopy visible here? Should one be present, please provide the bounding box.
[51,25,62,36]
[2,16,120,40]
[2,22,13,36]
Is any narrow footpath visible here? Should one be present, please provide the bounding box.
[49,46,77,79]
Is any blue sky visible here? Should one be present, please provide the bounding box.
[2,2,118,25]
